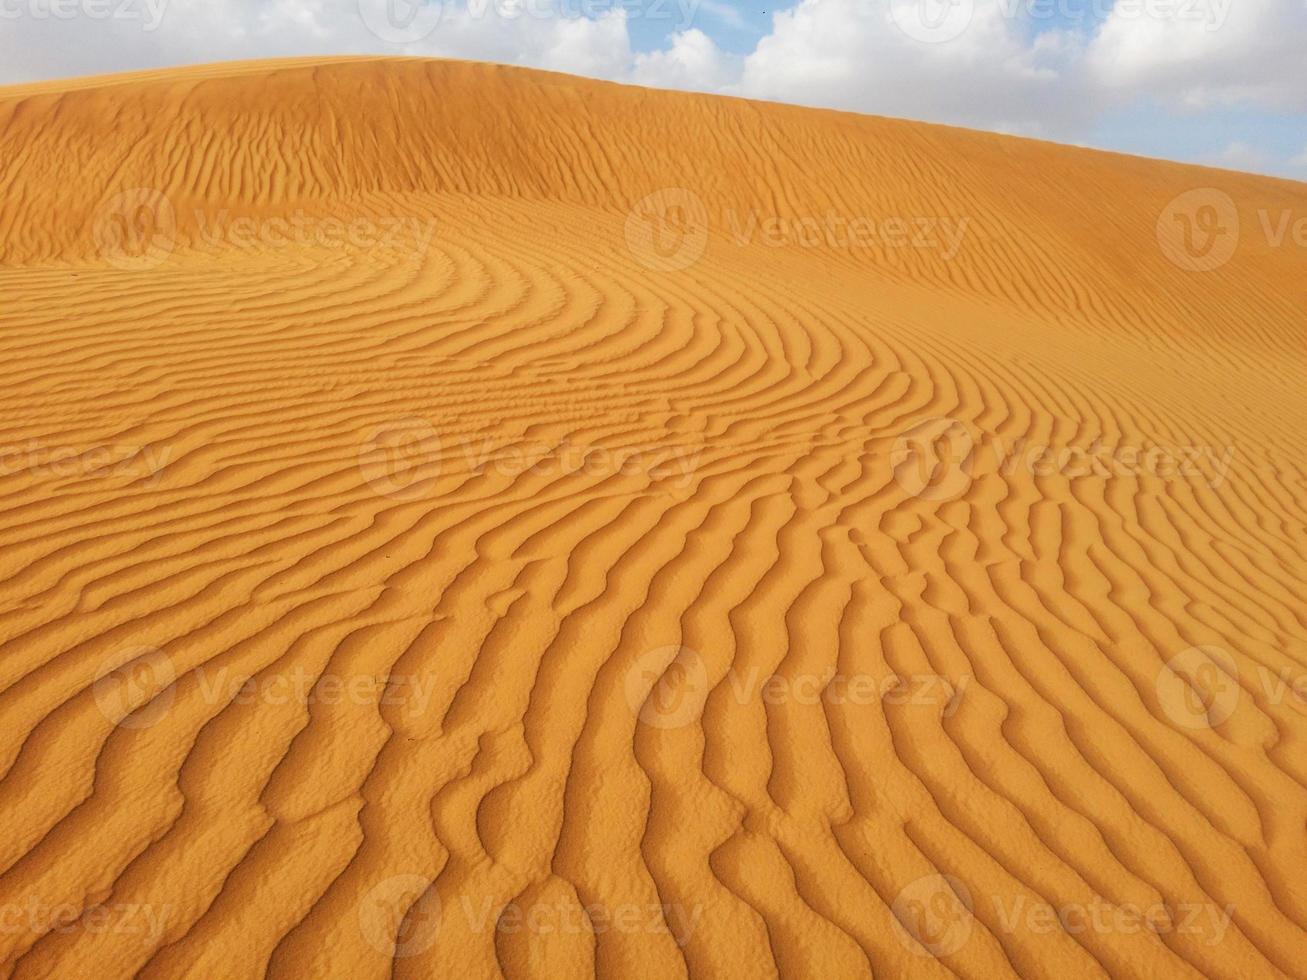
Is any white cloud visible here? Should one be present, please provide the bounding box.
[1211,140,1272,171]
[695,0,751,31]
[0,0,635,83]
[1084,0,1307,111]
[729,0,1091,137]
[632,28,739,90]
[714,0,1307,139]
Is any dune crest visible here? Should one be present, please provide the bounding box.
[0,57,1305,979]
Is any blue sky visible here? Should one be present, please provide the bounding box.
[0,0,1303,180]
[626,0,773,51]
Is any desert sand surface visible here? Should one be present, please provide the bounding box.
[0,56,1305,979]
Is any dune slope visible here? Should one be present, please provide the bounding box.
[0,57,1305,978]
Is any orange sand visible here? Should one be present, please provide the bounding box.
[0,56,1305,979]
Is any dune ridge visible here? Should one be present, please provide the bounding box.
[0,57,1304,978]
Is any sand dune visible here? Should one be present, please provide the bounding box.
[0,56,1305,978]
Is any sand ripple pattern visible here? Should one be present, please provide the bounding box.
[0,58,1305,979]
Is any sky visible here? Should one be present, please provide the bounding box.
[0,0,1304,180]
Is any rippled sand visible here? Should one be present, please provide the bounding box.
[1,56,1305,979]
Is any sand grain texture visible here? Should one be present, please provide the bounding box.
[0,57,1305,979]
